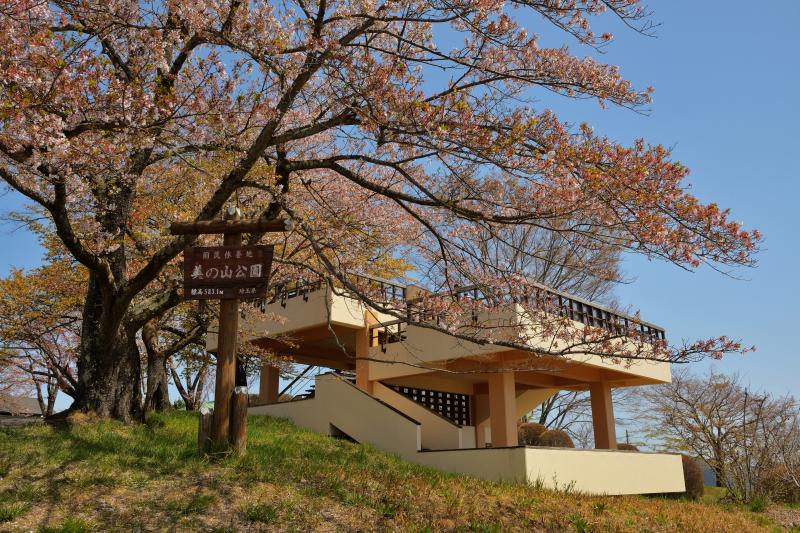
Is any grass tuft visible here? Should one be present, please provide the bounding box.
[38,516,95,533]
[240,502,278,523]
[0,502,29,523]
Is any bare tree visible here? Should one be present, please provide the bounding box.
[632,369,800,502]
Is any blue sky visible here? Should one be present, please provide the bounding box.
[2,1,798,398]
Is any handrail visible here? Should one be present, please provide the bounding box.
[279,365,316,398]
[448,282,665,335]
[256,273,665,344]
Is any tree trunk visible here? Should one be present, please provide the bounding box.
[73,274,143,422]
[144,356,170,412]
[143,320,170,412]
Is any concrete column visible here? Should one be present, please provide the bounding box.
[487,372,517,447]
[473,393,490,448]
[355,312,375,394]
[259,363,280,404]
[590,382,618,449]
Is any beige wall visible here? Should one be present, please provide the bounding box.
[316,376,422,458]
[514,303,672,383]
[372,382,475,450]
[251,375,421,458]
[414,447,685,495]
[367,324,514,381]
[415,447,528,483]
[249,377,684,495]
[516,388,558,419]
[523,447,685,495]
[208,290,400,352]
[222,289,671,386]
[249,397,328,433]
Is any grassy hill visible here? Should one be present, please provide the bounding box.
[0,411,791,532]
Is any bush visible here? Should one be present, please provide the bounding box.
[617,443,639,451]
[681,455,705,500]
[761,465,800,504]
[748,496,768,513]
[518,423,547,446]
[538,429,575,448]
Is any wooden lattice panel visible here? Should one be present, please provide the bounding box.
[390,385,471,426]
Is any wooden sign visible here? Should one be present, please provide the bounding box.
[183,245,273,300]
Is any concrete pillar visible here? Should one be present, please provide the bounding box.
[590,382,618,449]
[355,312,375,394]
[487,372,517,447]
[473,393,490,448]
[259,362,280,404]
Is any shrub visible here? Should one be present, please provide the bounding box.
[538,429,575,448]
[617,443,639,451]
[681,455,705,500]
[761,465,800,504]
[518,423,547,446]
[748,496,768,513]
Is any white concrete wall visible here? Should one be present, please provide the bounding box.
[368,324,513,381]
[414,448,528,483]
[316,376,422,458]
[372,382,468,450]
[366,302,671,384]
[251,375,421,458]
[249,397,327,433]
[516,389,559,419]
[523,447,685,495]
[413,447,685,495]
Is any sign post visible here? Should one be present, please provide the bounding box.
[171,208,289,453]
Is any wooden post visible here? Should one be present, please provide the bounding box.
[198,407,213,455]
[210,209,242,447]
[172,211,287,455]
[231,386,249,453]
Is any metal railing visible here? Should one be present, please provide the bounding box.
[255,272,406,312]
[448,284,666,343]
[256,273,665,348]
[368,319,408,352]
[369,284,665,349]
[278,365,323,401]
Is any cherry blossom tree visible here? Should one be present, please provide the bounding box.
[0,260,83,415]
[0,0,759,420]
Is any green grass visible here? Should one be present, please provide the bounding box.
[0,411,791,531]
[37,516,95,533]
[240,502,278,523]
[0,503,29,523]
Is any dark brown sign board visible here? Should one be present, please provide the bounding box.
[183,245,273,300]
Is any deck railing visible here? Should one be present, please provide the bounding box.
[255,273,406,312]
[370,284,665,349]
[449,284,666,343]
[255,274,665,348]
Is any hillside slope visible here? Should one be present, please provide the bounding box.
[0,412,782,532]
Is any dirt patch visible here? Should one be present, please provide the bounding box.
[766,505,800,530]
